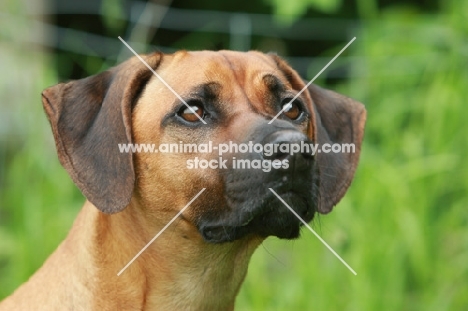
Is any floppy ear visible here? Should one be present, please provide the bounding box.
[41,53,162,214]
[308,84,366,213]
[268,53,366,214]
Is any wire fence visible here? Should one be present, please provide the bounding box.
[3,1,363,78]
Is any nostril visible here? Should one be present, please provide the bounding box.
[301,150,314,159]
[263,142,290,160]
[260,130,314,161]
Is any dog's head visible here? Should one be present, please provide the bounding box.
[42,51,366,243]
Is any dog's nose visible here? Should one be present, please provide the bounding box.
[261,130,313,161]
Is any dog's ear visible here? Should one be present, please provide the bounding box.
[41,53,162,214]
[307,84,366,213]
[269,53,366,213]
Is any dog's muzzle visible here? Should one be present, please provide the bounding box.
[198,121,318,243]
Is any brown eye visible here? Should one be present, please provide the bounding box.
[178,102,204,122]
[282,99,302,120]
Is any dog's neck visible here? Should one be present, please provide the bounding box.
[74,200,261,310]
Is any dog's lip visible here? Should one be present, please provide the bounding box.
[210,190,303,228]
[201,225,249,243]
[201,214,256,236]
[199,211,265,242]
[199,190,314,243]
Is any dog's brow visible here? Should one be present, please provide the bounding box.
[262,74,286,93]
[191,82,222,100]
[261,74,287,109]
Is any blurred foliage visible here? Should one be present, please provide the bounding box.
[1,0,468,310]
[266,0,343,20]
[101,0,127,32]
[0,0,85,297]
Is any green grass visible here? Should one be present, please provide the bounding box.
[0,47,84,296]
[1,1,468,310]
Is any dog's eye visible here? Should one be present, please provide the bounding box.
[281,99,302,120]
[178,102,205,122]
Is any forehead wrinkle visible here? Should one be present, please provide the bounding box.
[216,52,256,109]
[219,53,247,89]
[245,71,280,116]
[198,55,238,109]
[246,52,298,98]
[249,52,298,89]
[221,52,287,115]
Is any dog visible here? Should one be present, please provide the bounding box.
[0,50,366,310]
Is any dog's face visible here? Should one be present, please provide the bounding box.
[42,51,366,244]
